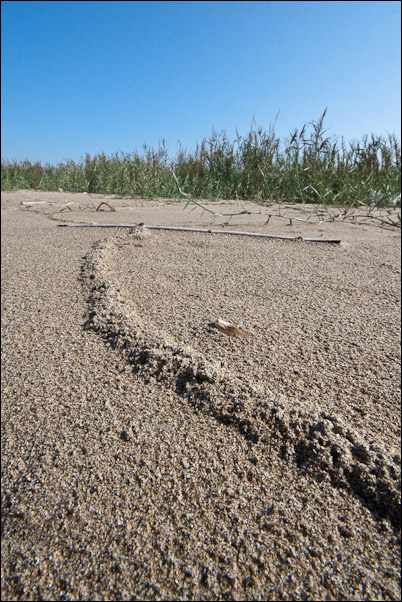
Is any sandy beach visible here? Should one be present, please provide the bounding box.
[1,190,401,601]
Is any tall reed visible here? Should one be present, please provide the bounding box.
[2,111,400,206]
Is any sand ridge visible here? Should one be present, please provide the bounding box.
[80,228,401,531]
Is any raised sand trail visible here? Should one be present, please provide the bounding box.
[1,191,401,601]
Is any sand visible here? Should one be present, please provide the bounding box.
[1,190,401,601]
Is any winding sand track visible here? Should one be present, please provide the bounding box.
[1,191,401,601]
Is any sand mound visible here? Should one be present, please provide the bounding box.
[81,229,401,530]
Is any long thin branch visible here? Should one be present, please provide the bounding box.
[57,223,341,243]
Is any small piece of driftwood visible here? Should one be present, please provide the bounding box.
[214,318,248,339]
[57,223,341,243]
[22,200,53,205]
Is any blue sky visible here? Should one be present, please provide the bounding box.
[1,0,401,164]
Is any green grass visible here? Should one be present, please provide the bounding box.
[1,111,401,207]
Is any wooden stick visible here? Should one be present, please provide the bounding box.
[57,223,341,243]
[22,200,53,205]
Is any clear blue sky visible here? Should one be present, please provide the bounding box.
[1,0,401,165]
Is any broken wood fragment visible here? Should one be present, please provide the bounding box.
[214,318,248,339]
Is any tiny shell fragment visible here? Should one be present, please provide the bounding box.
[214,318,248,339]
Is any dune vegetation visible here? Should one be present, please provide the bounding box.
[2,111,400,207]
